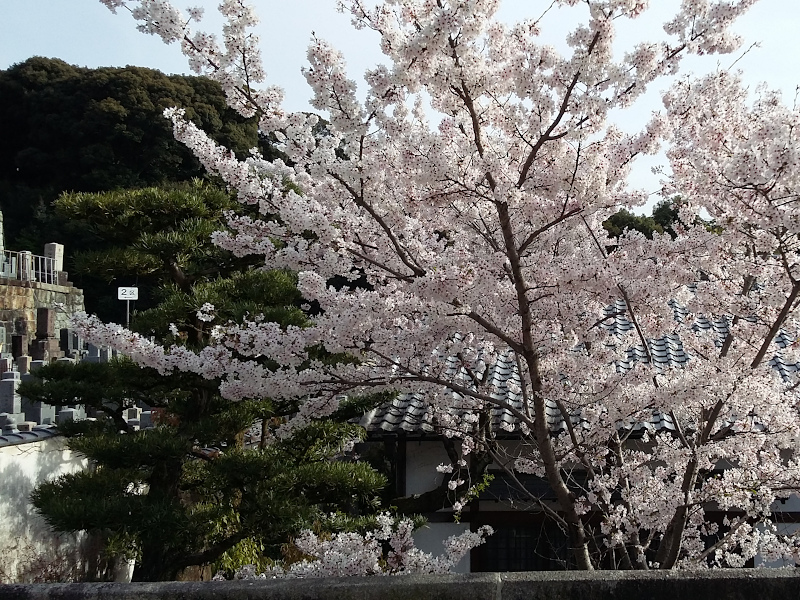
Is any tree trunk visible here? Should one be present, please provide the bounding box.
[526,351,594,570]
[133,455,184,581]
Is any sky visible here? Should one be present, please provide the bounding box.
[2,0,800,204]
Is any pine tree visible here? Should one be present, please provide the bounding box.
[20,181,388,581]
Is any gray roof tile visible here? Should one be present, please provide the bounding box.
[362,301,798,436]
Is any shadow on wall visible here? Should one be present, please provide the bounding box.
[0,437,89,583]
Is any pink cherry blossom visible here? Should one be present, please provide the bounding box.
[91,0,800,570]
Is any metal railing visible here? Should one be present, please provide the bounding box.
[0,250,61,285]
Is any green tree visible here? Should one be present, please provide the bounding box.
[602,209,664,240]
[53,181,249,323]
[603,199,682,242]
[0,57,262,252]
[651,198,682,237]
[19,183,388,581]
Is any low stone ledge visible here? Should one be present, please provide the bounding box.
[0,574,498,600]
[500,570,800,600]
[2,570,800,600]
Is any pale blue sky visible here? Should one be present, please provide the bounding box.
[2,0,799,198]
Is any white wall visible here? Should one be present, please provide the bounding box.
[405,440,450,496]
[412,522,472,573]
[0,437,87,582]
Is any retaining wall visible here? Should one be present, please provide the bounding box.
[0,278,84,350]
[2,570,800,600]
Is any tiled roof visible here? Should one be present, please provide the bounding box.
[360,301,800,436]
[0,424,60,448]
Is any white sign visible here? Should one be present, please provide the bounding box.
[118,287,139,300]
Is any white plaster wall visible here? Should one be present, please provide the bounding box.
[412,522,472,573]
[754,522,800,568]
[404,442,480,573]
[772,493,800,512]
[0,437,88,582]
[405,440,451,496]
[405,439,532,497]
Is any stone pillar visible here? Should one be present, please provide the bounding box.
[19,250,33,281]
[44,243,64,272]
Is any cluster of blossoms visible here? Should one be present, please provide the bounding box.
[94,0,800,570]
[219,514,492,578]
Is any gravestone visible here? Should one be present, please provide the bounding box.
[85,344,101,363]
[29,341,45,361]
[36,308,55,338]
[60,328,81,355]
[0,412,22,434]
[30,308,63,362]
[44,243,64,272]
[0,377,21,414]
[57,408,77,424]
[22,398,56,425]
[16,355,30,375]
[11,335,23,359]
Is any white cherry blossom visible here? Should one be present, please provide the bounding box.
[90,0,800,570]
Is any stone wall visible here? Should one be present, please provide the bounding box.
[2,570,800,599]
[0,278,85,354]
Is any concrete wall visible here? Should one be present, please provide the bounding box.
[0,436,88,582]
[4,570,800,600]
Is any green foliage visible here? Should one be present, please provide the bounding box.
[26,183,388,581]
[67,427,192,469]
[602,209,664,240]
[331,391,398,421]
[603,199,682,242]
[17,358,187,416]
[52,180,261,321]
[452,473,494,524]
[55,183,236,244]
[32,468,151,534]
[133,268,307,343]
[0,57,262,251]
[652,199,681,235]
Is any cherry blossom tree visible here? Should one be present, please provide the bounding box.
[84,0,800,570]
[220,514,493,578]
